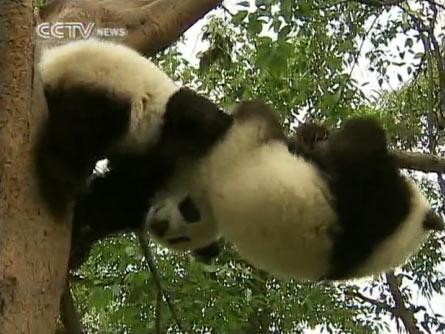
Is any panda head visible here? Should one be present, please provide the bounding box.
[146,191,220,262]
[353,176,443,279]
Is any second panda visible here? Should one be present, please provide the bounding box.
[146,101,443,281]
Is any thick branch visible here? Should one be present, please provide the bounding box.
[391,150,445,174]
[385,272,422,334]
[38,0,222,55]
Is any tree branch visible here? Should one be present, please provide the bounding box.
[38,0,223,55]
[335,10,382,109]
[137,228,189,333]
[391,150,445,174]
[346,290,395,314]
[155,290,162,334]
[385,272,422,334]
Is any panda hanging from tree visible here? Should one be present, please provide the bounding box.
[35,39,443,280]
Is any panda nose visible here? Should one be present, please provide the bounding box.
[149,219,169,237]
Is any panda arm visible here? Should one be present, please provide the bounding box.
[70,170,148,268]
[157,87,233,159]
[35,86,132,217]
[288,122,330,170]
[70,147,177,268]
[233,99,287,142]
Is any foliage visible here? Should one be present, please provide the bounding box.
[73,1,445,333]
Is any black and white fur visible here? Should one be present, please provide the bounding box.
[146,101,444,281]
[35,40,229,266]
[36,40,442,279]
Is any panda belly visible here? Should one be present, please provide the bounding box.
[210,143,339,280]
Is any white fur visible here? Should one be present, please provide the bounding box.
[39,39,179,148]
[199,118,337,280]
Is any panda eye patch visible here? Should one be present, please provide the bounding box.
[179,195,201,223]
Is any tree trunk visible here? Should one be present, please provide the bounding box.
[1,0,222,332]
[0,1,71,333]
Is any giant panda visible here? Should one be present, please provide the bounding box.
[146,100,444,281]
[35,39,231,266]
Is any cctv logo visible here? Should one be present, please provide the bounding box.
[36,22,95,39]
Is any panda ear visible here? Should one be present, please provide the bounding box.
[192,241,221,264]
[423,210,444,231]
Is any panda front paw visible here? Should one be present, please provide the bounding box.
[294,122,330,148]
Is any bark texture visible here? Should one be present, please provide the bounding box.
[38,0,223,55]
[385,272,422,334]
[0,1,71,333]
[392,150,445,174]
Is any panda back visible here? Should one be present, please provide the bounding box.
[210,141,338,280]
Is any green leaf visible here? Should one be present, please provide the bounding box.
[298,1,312,16]
[247,15,263,34]
[326,56,342,71]
[280,0,293,22]
[255,0,270,7]
[278,25,292,39]
[232,10,248,26]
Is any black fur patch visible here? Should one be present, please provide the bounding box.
[179,195,201,223]
[322,118,411,279]
[35,85,131,217]
[423,209,444,231]
[70,150,177,268]
[192,241,221,264]
[160,87,233,159]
